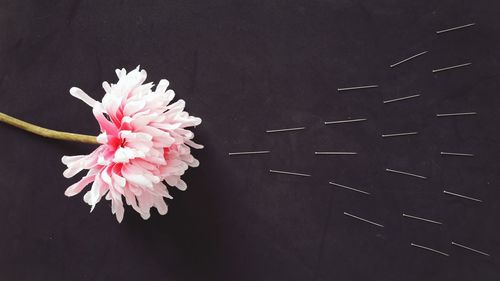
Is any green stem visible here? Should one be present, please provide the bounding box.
[0,112,99,144]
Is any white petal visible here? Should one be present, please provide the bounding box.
[112,173,126,188]
[83,180,102,209]
[155,79,170,94]
[185,139,204,149]
[122,165,153,188]
[116,68,126,79]
[112,199,125,223]
[188,158,200,167]
[123,100,146,116]
[165,89,175,104]
[154,198,168,215]
[61,155,84,165]
[63,162,83,179]
[125,174,153,188]
[96,132,108,144]
[113,147,133,163]
[69,87,98,107]
[176,179,187,191]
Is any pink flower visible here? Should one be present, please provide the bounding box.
[62,67,202,222]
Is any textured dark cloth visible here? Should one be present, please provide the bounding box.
[1,1,499,280]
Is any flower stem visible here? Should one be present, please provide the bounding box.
[0,112,99,144]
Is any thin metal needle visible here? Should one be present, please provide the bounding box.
[324,118,367,125]
[436,112,477,117]
[329,182,370,195]
[343,212,384,227]
[337,85,379,92]
[436,23,476,34]
[443,190,482,202]
[451,241,490,257]
[383,94,421,104]
[382,131,418,138]
[390,51,428,68]
[315,151,358,155]
[411,243,450,257]
[228,150,270,156]
[266,127,306,133]
[385,168,427,179]
[432,62,471,73]
[269,169,311,177]
[440,152,474,157]
[403,213,443,225]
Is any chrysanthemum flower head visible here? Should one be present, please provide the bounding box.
[62,66,202,222]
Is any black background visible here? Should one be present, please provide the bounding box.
[1,0,500,280]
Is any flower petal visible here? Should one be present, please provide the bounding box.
[64,173,96,197]
[64,66,203,222]
[69,87,98,107]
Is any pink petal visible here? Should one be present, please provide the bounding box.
[153,197,168,215]
[64,174,96,197]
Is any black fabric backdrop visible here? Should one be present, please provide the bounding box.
[1,0,500,280]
